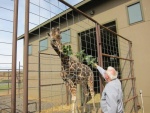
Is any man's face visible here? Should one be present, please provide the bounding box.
[104,72,110,82]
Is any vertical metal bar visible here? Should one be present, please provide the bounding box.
[8,70,9,94]
[38,52,41,112]
[66,86,69,105]
[129,42,138,113]
[18,61,20,97]
[95,24,104,94]
[11,0,18,112]
[23,0,30,112]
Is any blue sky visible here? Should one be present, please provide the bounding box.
[0,0,83,70]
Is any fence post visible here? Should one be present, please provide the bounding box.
[18,61,21,97]
[11,0,19,112]
[38,52,41,112]
[95,24,104,94]
[23,0,30,112]
[129,42,138,113]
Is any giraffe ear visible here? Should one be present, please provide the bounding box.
[56,27,60,32]
[52,27,55,30]
[57,27,59,30]
[49,27,55,36]
[47,32,50,36]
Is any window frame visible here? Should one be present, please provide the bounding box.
[60,29,71,44]
[127,2,144,25]
[39,37,48,51]
[28,45,32,55]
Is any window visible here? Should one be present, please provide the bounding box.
[39,38,48,51]
[28,45,32,55]
[61,29,70,44]
[127,2,143,24]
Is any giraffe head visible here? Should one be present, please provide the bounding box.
[47,27,62,51]
[47,27,62,42]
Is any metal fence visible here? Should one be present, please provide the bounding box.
[0,0,140,113]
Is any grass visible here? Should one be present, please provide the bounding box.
[0,84,11,90]
[1,80,11,83]
[0,84,11,95]
[0,82,22,92]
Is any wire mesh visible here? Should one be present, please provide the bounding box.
[0,1,13,112]
[0,0,24,112]
[0,0,139,112]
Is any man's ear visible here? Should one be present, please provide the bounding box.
[105,74,109,79]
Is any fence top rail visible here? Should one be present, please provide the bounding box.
[0,69,22,71]
[39,52,58,56]
[124,95,138,104]
[102,53,133,61]
[120,77,135,81]
[58,0,131,42]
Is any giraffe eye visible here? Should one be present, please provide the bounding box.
[47,33,50,36]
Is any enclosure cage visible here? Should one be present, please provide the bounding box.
[0,0,140,113]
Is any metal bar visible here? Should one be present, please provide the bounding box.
[11,0,18,112]
[120,77,135,81]
[95,24,104,94]
[66,85,69,105]
[58,0,131,42]
[129,42,138,112]
[124,95,138,104]
[102,53,133,61]
[40,52,58,56]
[8,70,10,94]
[18,61,21,97]
[40,83,64,87]
[23,0,30,112]
[120,51,130,79]
[38,52,41,112]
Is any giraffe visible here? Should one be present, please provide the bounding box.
[47,27,96,113]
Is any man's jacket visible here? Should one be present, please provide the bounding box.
[97,66,124,113]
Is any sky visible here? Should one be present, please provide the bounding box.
[0,0,83,70]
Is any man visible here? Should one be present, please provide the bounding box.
[94,63,124,113]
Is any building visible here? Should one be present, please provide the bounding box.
[18,0,150,112]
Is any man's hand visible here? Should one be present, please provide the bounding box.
[94,63,98,68]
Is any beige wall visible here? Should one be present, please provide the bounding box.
[89,0,150,112]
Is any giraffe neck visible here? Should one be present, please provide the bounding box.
[51,40,70,64]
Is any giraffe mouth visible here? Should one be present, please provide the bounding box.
[52,39,56,42]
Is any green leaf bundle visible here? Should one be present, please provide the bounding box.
[62,45,73,56]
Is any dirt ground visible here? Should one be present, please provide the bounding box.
[0,93,101,113]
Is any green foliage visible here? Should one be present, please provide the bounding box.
[84,55,96,67]
[62,45,96,67]
[62,45,73,56]
[75,50,86,62]
[76,50,96,67]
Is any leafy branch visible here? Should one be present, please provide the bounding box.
[75,50,86,62]
[62,45,96,67]
[84,55,96,67]
[75,50,96,67]
[62,45,73,56]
